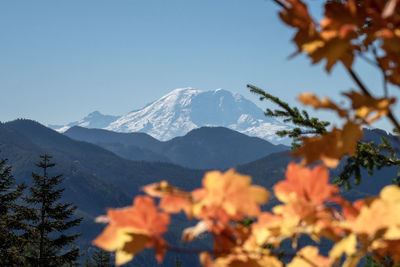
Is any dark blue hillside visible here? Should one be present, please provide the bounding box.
[0,119,205,266]
[1,120,397,266]
[65,125,288,170]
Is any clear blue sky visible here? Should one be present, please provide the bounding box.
[0,0,398,130]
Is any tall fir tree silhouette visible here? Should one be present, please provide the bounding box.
[0,154,27,266]
[23,154,82,267]
[90,247,113,267]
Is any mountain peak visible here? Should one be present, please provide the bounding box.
[105,88,289,144]
[48,111,120,133]
[49,88,290,144]
[168,87,200,93]
[87,111,102,116]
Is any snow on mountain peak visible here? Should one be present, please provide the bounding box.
[49,111,120,133]
[105,88,289,144]
[49,88,290,144]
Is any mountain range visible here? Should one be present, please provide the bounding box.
[0,119,290,266]
[64,126,288,169]
[1,119,398,266]
[49,88,290,145]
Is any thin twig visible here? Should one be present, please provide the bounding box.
[271,0,286,9]
[346,67,400,132]
[346,67,372,96]
[371,46,389,97]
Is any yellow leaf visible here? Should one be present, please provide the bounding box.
[212,253,283,267]
[93,226,134,252]
[115,250,134,266]
[116,234,150,266]
[342,254,362,267]
[329,234,357,261]
[288,246,331,267]
[301,40,324,54]
[344,185,400,240]
[251,212,285,246]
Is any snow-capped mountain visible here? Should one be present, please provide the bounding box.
[49,111,120,132]
[49,88,289,144]
[106,88,289,144]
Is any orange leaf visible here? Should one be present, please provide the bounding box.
[142,180,190,198]
[279,0,314,30]
[310,37,356,72]
[160,194,191,214]
[298,93,347,118]
[292,122,363,168]
[343,91,396,123]
[341,199,364,221]
[191,169,269,222]
[143,181,192,214]
[93,196,170,266]
[274,162,338,205]
[107,196,170,236]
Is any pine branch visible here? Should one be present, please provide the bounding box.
[333,137,400,189]
[248,84,400,189]
[247,84,330,148]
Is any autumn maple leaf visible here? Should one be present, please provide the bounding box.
[345,185,400,238]
[343,91,396,123]
[293,122,363,168]
[93,196,170,265]
[274,162,338,205]
[142,181,192,214]
[191,169,269,223]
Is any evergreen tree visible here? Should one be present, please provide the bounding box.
[91,247,113,267]
[0,155,27,266]
[23,154,82,267]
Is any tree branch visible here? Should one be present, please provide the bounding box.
[346,67,400,132]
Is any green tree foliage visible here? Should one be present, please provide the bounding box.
[248,84,400,189]
[364,255,400,267]
[0,154,27,266]
[248,84,330,149]
[90,247,113,267]
[23,154,82,267]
